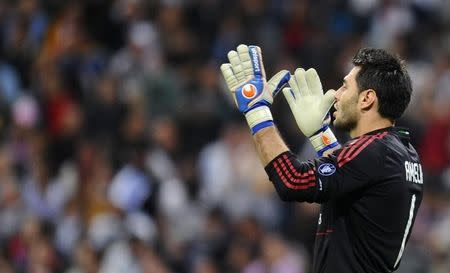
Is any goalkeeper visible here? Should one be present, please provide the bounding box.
[220,45,423,273]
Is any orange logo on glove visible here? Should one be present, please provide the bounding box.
[322,133,331,145]
[242,84,257,99]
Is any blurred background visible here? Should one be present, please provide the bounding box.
[0,0,448,272]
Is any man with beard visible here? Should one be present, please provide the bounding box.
[220,45,423,273]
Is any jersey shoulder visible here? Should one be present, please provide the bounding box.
[334,131,389,169]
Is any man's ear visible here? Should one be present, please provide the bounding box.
[359,89,377,111]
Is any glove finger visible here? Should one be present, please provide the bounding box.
[237,44,253,79]
[237,45,267,79]
[282,87,297,109]
[287,76,299,99]
[247,45,266,78]
[228,50,246,82]
[294,68,309,96]
[220,63,239,91]
[267,70,290,97]
[305,68,323,96]
[320,89,337,114]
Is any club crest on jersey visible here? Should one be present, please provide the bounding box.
[241,84,258,99]
[318,163,336,176]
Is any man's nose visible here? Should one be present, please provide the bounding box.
[335,87,342,100]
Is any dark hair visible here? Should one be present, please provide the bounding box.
[352,48,412,121]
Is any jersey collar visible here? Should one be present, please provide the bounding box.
[349,126,410,141]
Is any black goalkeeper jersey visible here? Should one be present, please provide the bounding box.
[265,127,423,273]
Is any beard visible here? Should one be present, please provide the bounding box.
[333,112,358,132]
[333,95,359,132]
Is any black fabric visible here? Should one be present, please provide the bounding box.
[264,127,423,273]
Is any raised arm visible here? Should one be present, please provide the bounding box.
[220,44,348,203]
[220,44,290,165]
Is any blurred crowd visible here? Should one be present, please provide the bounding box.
[0,0,449,272]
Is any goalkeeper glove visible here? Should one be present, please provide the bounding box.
[220,44,290,134]
[282,68,339,156]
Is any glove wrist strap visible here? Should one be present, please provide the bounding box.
[245,106,274,135]
[309,126,339,157]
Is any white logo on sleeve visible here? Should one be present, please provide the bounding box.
[404,161,423,184]
[318,163,336,176]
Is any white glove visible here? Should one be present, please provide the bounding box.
[282,68,339,156]
[220,44,289,134]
